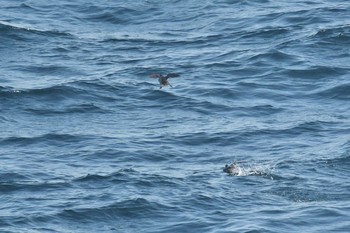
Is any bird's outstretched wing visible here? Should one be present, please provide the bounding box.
[166,73,180,79]
[149,73,162,78]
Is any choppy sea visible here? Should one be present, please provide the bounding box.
[1,0,350,232]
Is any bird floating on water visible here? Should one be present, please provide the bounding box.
[223,162,238,175]
[149,73,180,89]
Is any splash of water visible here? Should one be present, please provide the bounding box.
[223,161,274,177]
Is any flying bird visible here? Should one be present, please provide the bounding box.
[149,73,180,88]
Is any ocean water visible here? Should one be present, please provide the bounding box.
[1,0,350,232]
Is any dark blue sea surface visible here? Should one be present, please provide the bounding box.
[1,0,350,232]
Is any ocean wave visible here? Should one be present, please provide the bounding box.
[272,186,350,202]
[0,172,30,183]
[240,27,291,41]
[25,103,109,115]
[247,49,296,63]
[13,64,83,76]
[0,179,70,193]
[73,170,134,183]
[57,197,175,224]
[101,33,225,48]
[170,119,338,147]
[0,86,20,96]
[0,21,73,40]
[320,152,350,168]
[73,169,183,191]
[282,66,348,80]
[1,79,123,103]
[75,4,164,27]
[82,11,127,25]
[312,25,350,43]
[312,83,350,100]
[0,133,96,147]
[19,85,87,100]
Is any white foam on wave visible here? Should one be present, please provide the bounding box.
[0,20,39,31]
